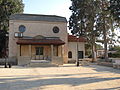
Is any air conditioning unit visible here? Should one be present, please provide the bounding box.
[14,32,23,38]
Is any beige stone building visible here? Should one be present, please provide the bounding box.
[9,14,86,66]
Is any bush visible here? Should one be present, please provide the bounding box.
[98,59,112,62]
[108,53,120,58]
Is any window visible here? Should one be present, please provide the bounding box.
[36,47,44,55]
[19,25,26,33]
[53,26,59,33]
[68,51,72,58]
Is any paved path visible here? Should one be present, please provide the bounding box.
[0,64,120,90]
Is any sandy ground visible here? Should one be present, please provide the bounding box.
[0,64,120,90]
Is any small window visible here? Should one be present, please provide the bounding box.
[53,26,59,33]
[36,47,43,55]
[19,25,26,33]
[68,51,72,58]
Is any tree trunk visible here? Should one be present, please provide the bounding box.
[103,17,108,61]
[92,43,96,62]
[101,0,108,61]
[91,35,96,62]
[103,30,108,60]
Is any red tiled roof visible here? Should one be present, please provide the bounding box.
[68,35,86,42]
[17,39,65,45]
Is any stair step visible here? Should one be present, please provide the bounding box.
[28,60,58,67]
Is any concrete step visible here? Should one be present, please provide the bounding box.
[28,60,58,67]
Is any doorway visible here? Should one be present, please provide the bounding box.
[35,47,44,60]
[78,51,84,59]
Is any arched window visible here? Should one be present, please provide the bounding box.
[68,51,72,58]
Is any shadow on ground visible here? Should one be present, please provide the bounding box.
[0,73,120,89]
[83,64,120,74]
[0,64,120,90]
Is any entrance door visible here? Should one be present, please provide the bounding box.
[78,51,84,59]
[35,47,44,60]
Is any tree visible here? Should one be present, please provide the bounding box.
[96,0,120,60]
[96,0,110,60]
[0,0,24,57]
[109,0,120,46]
[69,0,119,62]
[69,0,101,62]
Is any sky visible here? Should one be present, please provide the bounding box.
[23,0,72,21]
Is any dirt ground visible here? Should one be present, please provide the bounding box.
[0,64,120,90]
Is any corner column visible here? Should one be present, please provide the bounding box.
[17,45,20,57]
[61,45,63,57]
[51,45,54,61]
[29,45,32,59]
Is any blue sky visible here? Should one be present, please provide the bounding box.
[23,0,72,20]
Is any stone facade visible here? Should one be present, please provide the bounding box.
[9,14,85,65]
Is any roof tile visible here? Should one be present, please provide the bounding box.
[68,35,86,42]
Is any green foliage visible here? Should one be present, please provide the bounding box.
[109,46,120,51]
[69,0,105,61]
[0,30,7,57]
[0,0,24,30]
[0,0,24,57]
[108,53,120,58]
[85,43,103,56]
[85,44,92,56]
[109,0,120,22]
[96,44,103,49]
[69,0,120,60]
[108,46,120,58]
[69,0,100,36]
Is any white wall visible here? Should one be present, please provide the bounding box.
[68,42,85,61]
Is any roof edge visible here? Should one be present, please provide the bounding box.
[10,13,67,23]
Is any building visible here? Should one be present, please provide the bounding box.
[68,35,86,63]
[9,14,86,66]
